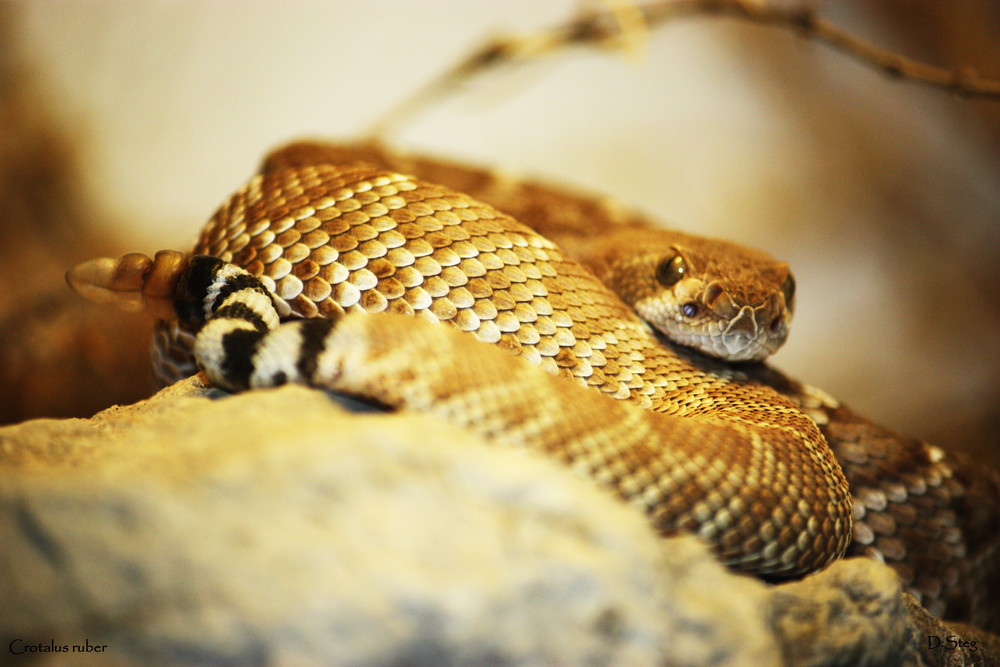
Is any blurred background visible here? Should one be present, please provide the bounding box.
[1,1,997,465]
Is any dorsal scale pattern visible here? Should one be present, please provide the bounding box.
[65,142,1000,624]
[165,163,852,577]
[197,165,668,405]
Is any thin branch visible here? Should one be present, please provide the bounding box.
[365,0,1000,138]
[668,1,1000,96]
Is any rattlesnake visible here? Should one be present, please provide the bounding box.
[67,141,1000,629]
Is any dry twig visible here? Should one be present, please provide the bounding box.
[367,0,1000,137]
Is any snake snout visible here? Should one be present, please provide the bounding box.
[703,283,742,323]
[692,281,792,360]
[723,305,759,338]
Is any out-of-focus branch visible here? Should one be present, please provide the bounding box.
[366,0,1000,138]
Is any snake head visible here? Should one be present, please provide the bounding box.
[585,229,795,362]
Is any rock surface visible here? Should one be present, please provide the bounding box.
[1,377,996,666]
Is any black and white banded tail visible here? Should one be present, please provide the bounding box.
[177,255,340,393]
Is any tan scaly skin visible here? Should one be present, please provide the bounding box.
[67,142,1000,631]
[256,141,797,364]
[69,157,853,580]
[298,141,998,632]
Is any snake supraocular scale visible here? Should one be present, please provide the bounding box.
[69,156,852,579]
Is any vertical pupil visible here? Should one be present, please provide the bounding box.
[657,255,686,287]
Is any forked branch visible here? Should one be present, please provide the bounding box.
[367,0,1000,137]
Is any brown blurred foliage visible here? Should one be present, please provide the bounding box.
[0,39,154,424]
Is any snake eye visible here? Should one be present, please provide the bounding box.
[656,254,687,287]
[780,274,796,305]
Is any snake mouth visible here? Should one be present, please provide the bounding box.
[715,330,774,361]
[680,331,770,362]
[675,327,783,361]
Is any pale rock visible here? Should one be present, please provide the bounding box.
[769,557,908,667]
[3,377,996,666]
[0,376,778,666]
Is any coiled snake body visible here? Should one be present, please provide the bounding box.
[68,142,999,627]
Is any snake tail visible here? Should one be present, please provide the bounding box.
[65,250,189,321]
[176,255,336,392]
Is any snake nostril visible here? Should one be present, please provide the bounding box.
[770,316,783,332]
[681,302,698,318]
